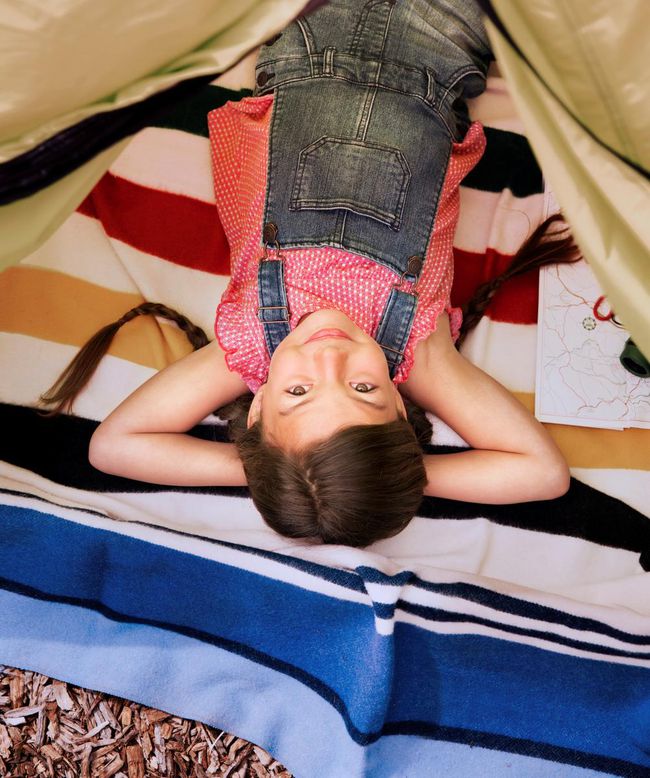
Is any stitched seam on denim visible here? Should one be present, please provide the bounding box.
[323,46,335,76]
[289,200,403,230]
[350,0,389,57]
[258,74,451,119]
[374,289,418,373]
[421,137,453,267]
[258,261,290,356]
[439,66,485,105]
[425,68,436,106]
[295,17,315,77]
[259,53,422,75]
[289,137,410,228]
[263,85,285,231]
[360,0,393,140]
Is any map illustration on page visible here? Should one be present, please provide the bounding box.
[536,260,650,430]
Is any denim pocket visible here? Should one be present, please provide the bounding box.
[289,136,411,231]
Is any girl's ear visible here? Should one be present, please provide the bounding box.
[247,386,264,428]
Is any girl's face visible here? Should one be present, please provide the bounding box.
[247,309,406,449]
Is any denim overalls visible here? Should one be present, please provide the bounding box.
[254,0,492,376]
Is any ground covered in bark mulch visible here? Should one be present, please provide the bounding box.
[0,667,293,778]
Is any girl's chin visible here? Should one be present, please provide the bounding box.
[296,308,349,327]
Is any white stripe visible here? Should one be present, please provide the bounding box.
[106,236,229,338]
[571,468,650,520]
[19,213,230,338]
[398,588,650,656]
[109,128,215,204]
[0,333,155,420]
[396,610,650,668]
[455,189,545,254]
[20,213,140,293]
[372,515,649,615]
[459,318,537,392]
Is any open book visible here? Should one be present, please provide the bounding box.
[536,260,650,430]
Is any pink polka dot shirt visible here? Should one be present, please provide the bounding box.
[208,94,485,392]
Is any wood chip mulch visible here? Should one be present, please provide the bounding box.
[0,666,294,778]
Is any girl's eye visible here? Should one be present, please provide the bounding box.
[287,385,310,396]
[351,383,376,393]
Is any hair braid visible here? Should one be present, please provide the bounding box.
[456,213,582,349]
[40,301,209,415]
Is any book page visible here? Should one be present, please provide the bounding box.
[536,261,650,430]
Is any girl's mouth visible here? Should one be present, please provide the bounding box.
[306,329,352,343]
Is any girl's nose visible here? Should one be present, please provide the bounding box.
[313,344,347,380]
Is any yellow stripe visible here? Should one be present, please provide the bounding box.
[1,266,647,471]
[0,266,194,369]
[513,393,650,471]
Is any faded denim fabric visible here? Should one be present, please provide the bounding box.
[254,0,492,373]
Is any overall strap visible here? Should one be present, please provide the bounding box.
[257,224,291,358]
[374,287,419,379]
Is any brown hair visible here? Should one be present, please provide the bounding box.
[41,214,581,544]
[39,303,209,415]
[219,394,429,546]
[456,213,581,347]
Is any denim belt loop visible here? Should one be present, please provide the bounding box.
[323,46,335,77]
[425,68,437,107]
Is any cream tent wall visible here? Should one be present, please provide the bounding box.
[483,0,650,360]
[0,0,310,268]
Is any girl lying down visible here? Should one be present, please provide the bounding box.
[43,0,578,547]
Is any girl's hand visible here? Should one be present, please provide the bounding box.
[400,314,570,504]
[89,340,249,487]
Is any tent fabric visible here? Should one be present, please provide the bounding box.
[0,0,309,270]
[482,0,650,364]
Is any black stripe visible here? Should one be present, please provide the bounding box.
[462,126,543,196]
[0,81,248,206]
[383,721,650,778]
[2,403,649,560]
[397,601,650,659]
[409,579,650,647]
[4,486,648,648]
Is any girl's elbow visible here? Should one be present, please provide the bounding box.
[88,424,117,474]
[543,457,571,500]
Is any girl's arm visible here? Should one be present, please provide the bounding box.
[400,313,570,503]
[89,340,249,487]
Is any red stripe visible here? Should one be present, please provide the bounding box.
[77,173,230,275]
[76,175,538,322]
[451,247,539,325]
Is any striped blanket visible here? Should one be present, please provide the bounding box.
[1,64,649,778]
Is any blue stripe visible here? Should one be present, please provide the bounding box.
[4,585,618,778]
[0,586,364,778]
[1,502,650,769]
[5,490,647,647]
[389,622,650,771]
